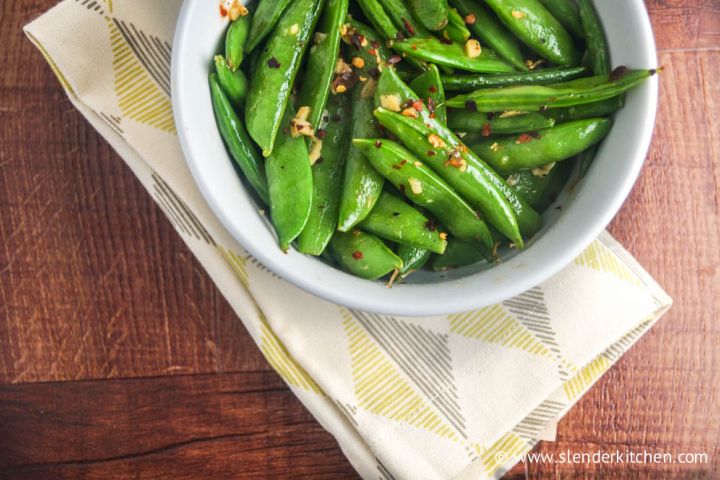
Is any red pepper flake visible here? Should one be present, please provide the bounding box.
[368,48,377,55]
[429,112,436,119]
[219,4,228,17]
[516,133,533,144]
[402,18,415,35]
[371,40,380,49]
[387,54,402,65]
[427,97,436,115]
[351,33,365,50]
[352,251,364,260]
[316,128,327,140]
[424,219,437,231]
[481,122,492,137]
[401,98,414,109]
[399,184,406,194]
[367,67,380,79]
[411,100,423,112]
[427,150,436,156]
[528,131,542,139]
[465,100,477,112]
[396,32,407,41]
[439,37,452,45]
[392,159,408,169]
[411,43,418,50]
[609,65,629,81]
[428,85,438,93]
[267,57,281,68]
[374,140,383,148]
[487,111,496,120]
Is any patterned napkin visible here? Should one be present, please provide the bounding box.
[25,1,672,479]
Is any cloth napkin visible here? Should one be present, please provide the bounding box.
[25,1,672,478]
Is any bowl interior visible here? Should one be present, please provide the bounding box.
[172,0,658,316]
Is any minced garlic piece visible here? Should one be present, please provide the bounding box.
[526,59,546,70]
[290,106,314,138]
[499,110,527,118]
[380,94,402,112]
[334,57,353,75]
[228,0,249,20]
[427,134,446,148]
[289,23,300,35]
[532,162,555,177]
[335,84,347,93]
[402,108,419,119]
[439,232,448,240]
[464,39,482,59]
[490,142,500,152]
[511,10,526,19]
[308,138,323,165]
[506,174,519,187]
[408,178,423,194]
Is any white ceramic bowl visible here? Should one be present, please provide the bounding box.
[172,0,658,316]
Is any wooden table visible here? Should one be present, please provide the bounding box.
[1,1,718,478]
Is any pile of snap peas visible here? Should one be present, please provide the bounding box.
[210,0,656,281]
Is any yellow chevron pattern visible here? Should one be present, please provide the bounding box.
[563,353,611,401]
[449,306,551,358]
[478,432,528,476]
[575,240,642,287]
[107,20,175,132]
[341,310,458,440]
[218,246,249,289]
[260,313,323,394]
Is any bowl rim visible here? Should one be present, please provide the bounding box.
[171,0,658,316]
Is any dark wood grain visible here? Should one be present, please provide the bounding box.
[0,0,718,478]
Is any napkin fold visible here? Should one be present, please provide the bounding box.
[25,2,671,478]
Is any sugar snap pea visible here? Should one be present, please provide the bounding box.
[214,55,249,106]
[337,87,385,231]
[485,0,580,66]
[448,0,528,71]
[245,0,323,156]
[432,238,486,270]
[578,0,610,76]
[298,93,352,255]
[359,191,448,253]
[442,8,471,44]
[397,244,431,276]
[374,67,529,244]
[209,73,268,205]
[330,230,403,279]
[446,69,657,111]
[506,159,572,210]
[448,110,555,135]
[468,118,611,174]
[544,95,624,123]
[392,37,515,73]
[538,0,584,39]
[226,11,252,70]
[441,66,587,92]
[407,0,449,31]
[379,0,430,36]
[409,63,447,124]
[296,0,349,134]
[245,0,294,53]
[355,139,494,252]
[266,107,313,251]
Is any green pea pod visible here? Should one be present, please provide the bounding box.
[296,0,349,133]
[226,11,252,70]
[469,118,611,174]
[214,55,248,106]
[441,66,587,92]
[506,159,572,210]
[338,89,385,231]
[379,0,431,36]
[441,8,471,44]
[432,238,486,270]
[245,0,294,53]
[407,0,450,31]
[447,69,657,111]
[266,107,313,251]
[357,0,401,40]
[374,67,528,244]
[449,0,528,71]
[578,0,610,76]
[448,111,555,135]
[354,139,494,253]
[392,37,515,73]
[209,73,268,205]
[485,0,580,66]
[245,0,323,157]
[359,191,448,253]
[538,0,584,39]
[330,230,403,279]
[544,95,625,123]
[409,64,447,124]
[298,94,352,255]
[397,244,431,276]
